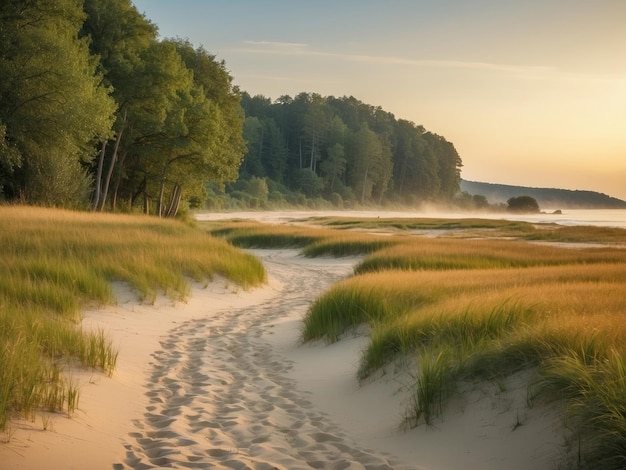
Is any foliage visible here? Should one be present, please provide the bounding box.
[507,195,540,213]
[0,0,116,206]
[0,0,245,214]
[1,1,464,211]
[236,92,463,207]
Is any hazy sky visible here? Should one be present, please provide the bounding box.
[132,0,626,200]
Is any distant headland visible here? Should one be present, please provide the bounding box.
[461,180,626,210]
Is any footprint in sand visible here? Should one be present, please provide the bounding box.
[113,250,416,470]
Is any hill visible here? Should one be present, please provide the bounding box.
[460,180,626,209]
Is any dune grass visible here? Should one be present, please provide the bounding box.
[205,215,626,467]
[204,220,402,256]
[291,217,626,469]
[526,224,626,244]
[354,237,626,274]
[306,215,537,233]
[304,266,626,468]
[0,206,266,431]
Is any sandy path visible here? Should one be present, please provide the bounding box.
[113,250,416,470]
[2,246,564,469]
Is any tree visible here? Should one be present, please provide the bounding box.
[320,143,346,194]
[507,196,540,213]
[320,115,348,194]
[246,176,269,201]
[82,0,157,210]
[302,97,330,172]
[292,168,323,198]
[348,124,384,204]
[241,116,265,177]
[237,92,463,206]
[82,4,245,216]
[0,0,115,206]
[171,39,246,183]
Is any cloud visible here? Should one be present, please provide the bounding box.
[231,41,623,83]
[240,41,309,51]
[234,72,338,86]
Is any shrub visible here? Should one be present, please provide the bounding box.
[507,195,540,213]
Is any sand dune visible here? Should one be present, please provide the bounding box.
[2,247,563,469]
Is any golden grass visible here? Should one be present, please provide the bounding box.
[306,216,537,233]
[291,216,626,468]
[0,206,266,430]
[355,237,626,273]
[204,220,402,256]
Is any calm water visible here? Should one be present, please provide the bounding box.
[478,209,626,229]
[198,209,626,229]
[417,209,626,229]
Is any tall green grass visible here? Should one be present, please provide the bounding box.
[0,206,265,431]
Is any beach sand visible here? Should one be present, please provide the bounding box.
[2,244,565,469]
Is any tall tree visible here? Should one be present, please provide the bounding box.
[348,124,383,204]
[171,39,246,183]
[241,116,265,177]
[238,92,463,205]
[82,4,245,215]
[302,96,330,172]
[0,0,115,206]
[320,116,348,194]
[82,0,157,210]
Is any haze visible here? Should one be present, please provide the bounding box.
[132,0,626,200]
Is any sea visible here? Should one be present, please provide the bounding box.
[454,209,626,229]
[198,209,626,230]
[414,208,626,230]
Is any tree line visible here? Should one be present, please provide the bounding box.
[234,92,462,207]
[0,0,463,215]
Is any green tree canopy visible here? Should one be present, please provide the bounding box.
[238,92,463,206]
[1,0,115,206]
[507,195,540,213]
[81,1,245,216]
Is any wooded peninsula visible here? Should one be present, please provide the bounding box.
[0,0,462,215]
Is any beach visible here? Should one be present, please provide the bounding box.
[2,245,564,469]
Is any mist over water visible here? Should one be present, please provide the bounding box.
[465,209,626,229]
[197,209,626,229]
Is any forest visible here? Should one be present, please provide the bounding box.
[0,0,463,215]
[225,92,462,209]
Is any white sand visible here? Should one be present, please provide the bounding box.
[1,219,566,469]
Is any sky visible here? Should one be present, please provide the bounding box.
[132,0,626,200]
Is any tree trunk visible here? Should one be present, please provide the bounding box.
[361,166,369,204]
[164,183,181,218]
[309,138,315,171]
[99,127,124,211]
[132,177,146,208]
[110,149,128,211]
[143,190,150,215]
[157,178,166,217]
[92,140,106,210]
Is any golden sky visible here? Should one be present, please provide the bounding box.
[133,0,626,200]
